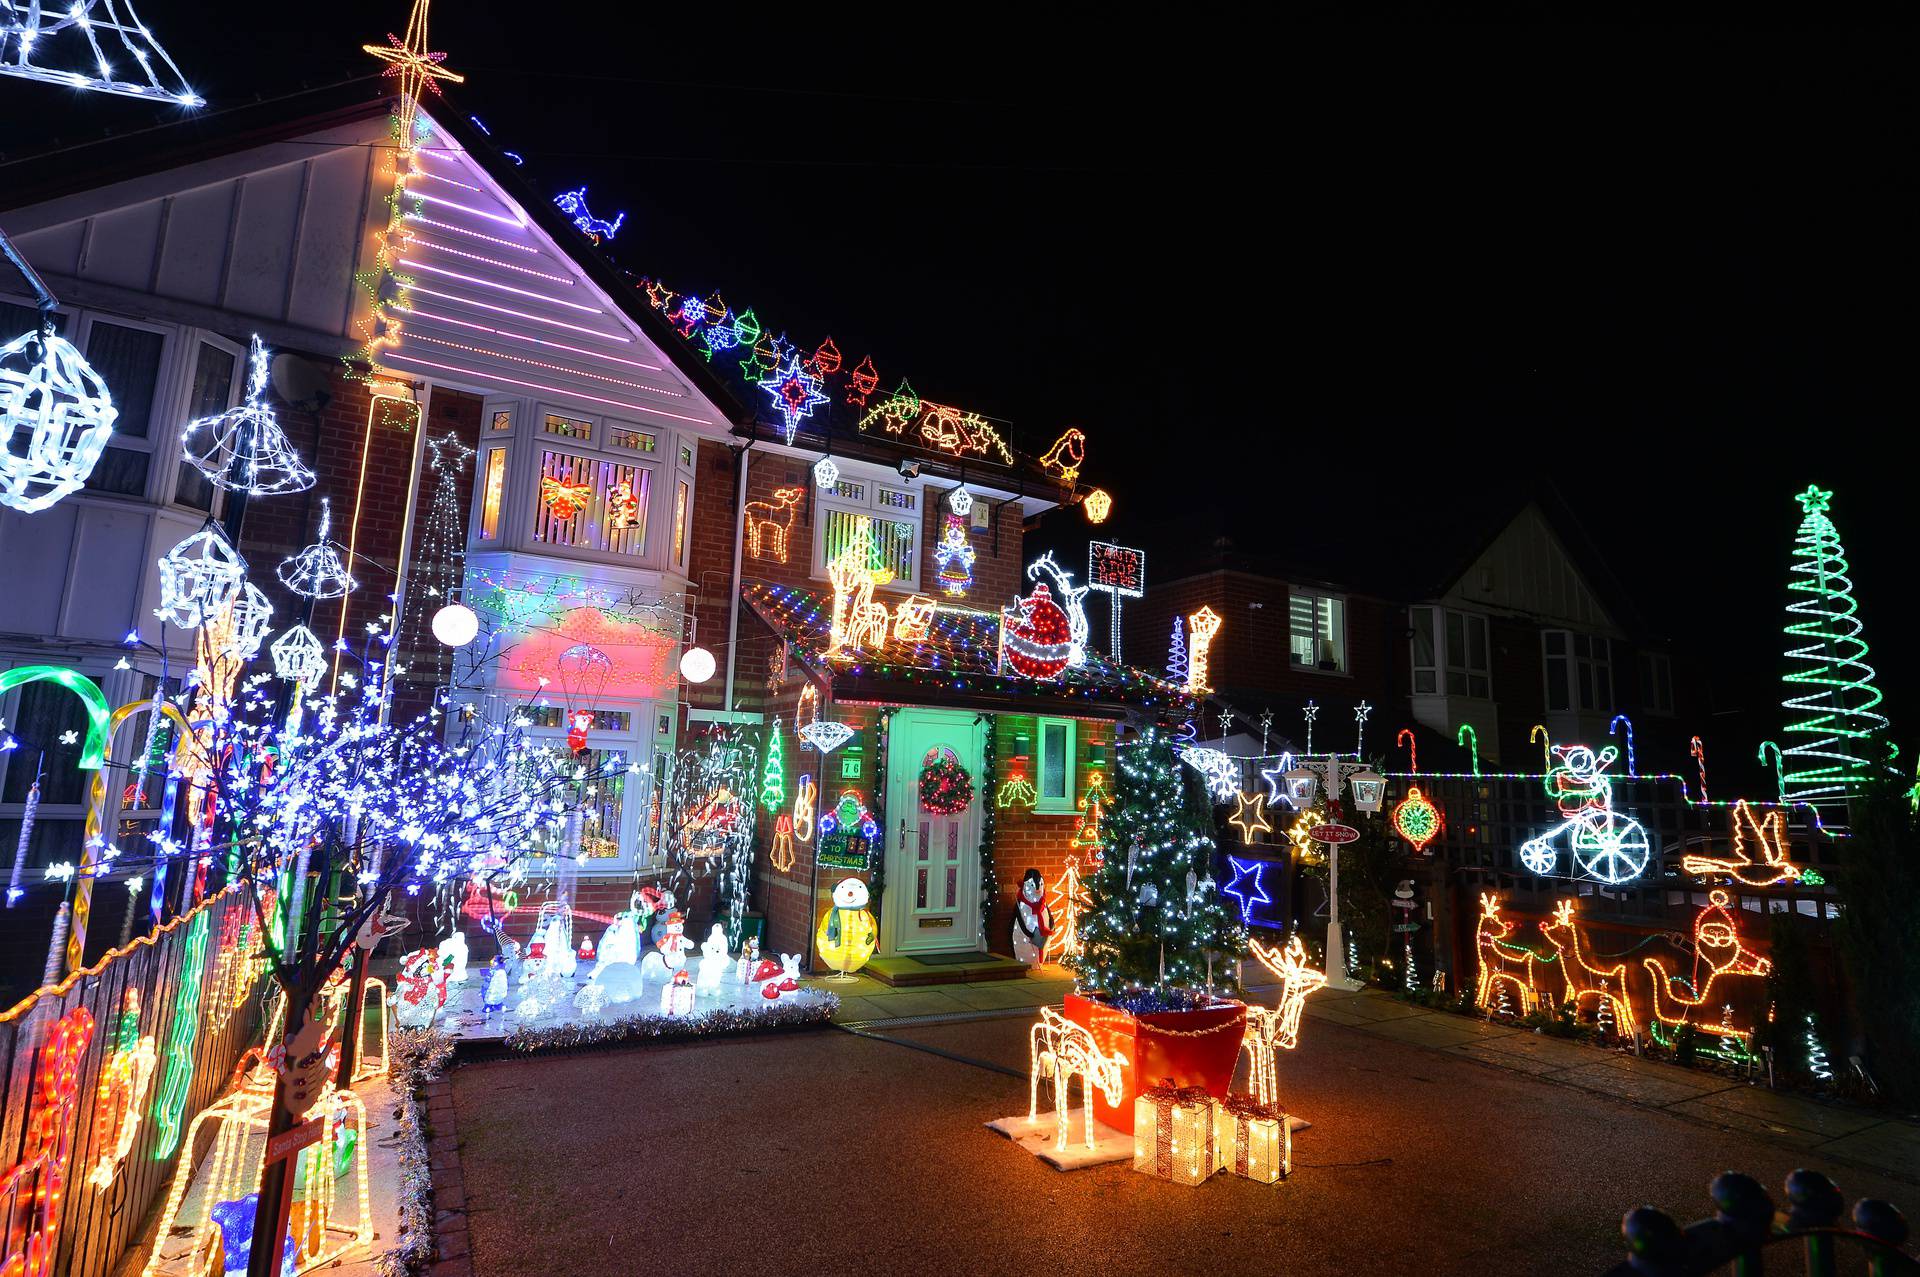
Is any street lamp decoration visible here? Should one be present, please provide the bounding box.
[179,336,314,496]
[155,525,246,629]
[1186,606,1222,693]
[1,312,119,514]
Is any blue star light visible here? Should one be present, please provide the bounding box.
[759,352,830,444]
[1223,855,1272,926]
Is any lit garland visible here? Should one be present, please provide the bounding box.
[503,994,837,1052]
[1391,786,1442,852]
[179,335,314,495]
[1780,485,1888,807]
[373,1029,452,1277]
[0,316,119,513]
[0,0,201,103]
[0,1004,93,1274]
[1221,856,1271,926]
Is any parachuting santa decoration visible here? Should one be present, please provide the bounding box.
[1011,868,1053,963]
[1001,584,1072,679]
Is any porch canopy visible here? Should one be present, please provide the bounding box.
[741,580,1193,723]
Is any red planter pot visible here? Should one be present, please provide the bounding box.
[1063,992,1247,1135]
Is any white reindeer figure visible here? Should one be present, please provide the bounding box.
[1026,552,1090,667]
[1027,1006,1129,1152]
[1243,935,1327,1106]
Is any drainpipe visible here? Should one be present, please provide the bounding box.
[722,439,752,712]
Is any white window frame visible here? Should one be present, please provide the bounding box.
[1543,630,1613,713]
[810,471,923,592]
[1288,590,1348,674]
[494,402,672,570]
[520,716,655,874]
[1639,650,1674,716]
[1035,716,1077,814]
[1411,606,1491,699]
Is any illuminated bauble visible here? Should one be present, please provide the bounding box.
[270,624,327,686]
[431,602,479,647]
[1082,488,1112,524]
[679,645,717,684]
[1,325,118,513]
[813,457,839,490]
[1003,583,1073,679]
[814,877,878,975]
[1391,785,1443,852]
[154,525,246,629]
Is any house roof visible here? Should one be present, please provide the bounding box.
[741,579,1192,723]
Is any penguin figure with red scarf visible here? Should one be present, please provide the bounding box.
[1012,868,1052,964]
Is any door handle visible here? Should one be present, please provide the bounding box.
[899,818,909,851]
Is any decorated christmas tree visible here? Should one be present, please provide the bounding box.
[1074,727,1245,996]
[1780,485,1888,808]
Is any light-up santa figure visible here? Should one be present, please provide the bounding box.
[1011,868,1052,964]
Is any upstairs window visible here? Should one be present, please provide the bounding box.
[80,317,167,498]
[1289,591,1346,673]
[1639,651,1674,715]
[1411,607,1490,698]
[1544,630,1612,712]
[812,473,921,589]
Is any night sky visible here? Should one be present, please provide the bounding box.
[5,14,1910,765]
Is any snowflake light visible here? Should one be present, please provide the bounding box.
[270,625,328,686]
[758,352,828,444]
[797,721,854,754]
[948,486,973,516]
[276,498,357,599]
[812,457,839,490]
[179,336,314,495]
[0,0,202,104]
[1,322,119,513]
[155,526,245,629]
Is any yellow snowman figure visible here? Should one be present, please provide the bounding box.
[815,876,878,978]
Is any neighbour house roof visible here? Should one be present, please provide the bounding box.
[741,579,1192,723]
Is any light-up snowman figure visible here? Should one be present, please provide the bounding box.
[814,877,877,978]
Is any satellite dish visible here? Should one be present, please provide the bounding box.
[270,353,333,413]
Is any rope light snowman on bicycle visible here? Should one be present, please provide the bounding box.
[1518,744,1651,885]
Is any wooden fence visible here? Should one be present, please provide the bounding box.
[0,885,267,1277]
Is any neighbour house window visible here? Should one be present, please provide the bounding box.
[173,338,243,511]
[1036,717,1077,814]
[477,446,507,540]
[1639,651,1674,715]
[812,474,921,589]
[1409,607,1490,697]
[81,317,168,498]
[1544,630,1613,712]
[1289,592,1347,673]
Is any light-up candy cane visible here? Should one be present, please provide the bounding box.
[1398,728,1418,775]
[1756,741,1787,805]
[69,699,194,973]
[1530,723,1552,770]
[1691,735,1709,805]
[1456,725,1480,778]
[1609,714,1636,777]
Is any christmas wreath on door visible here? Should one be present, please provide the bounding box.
[918,746,975,815]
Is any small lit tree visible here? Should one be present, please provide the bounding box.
[1074,726,1244,996]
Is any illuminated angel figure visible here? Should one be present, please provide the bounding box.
[1516,744,1650,884]
[180,336,313,495]
[276,497,357,599]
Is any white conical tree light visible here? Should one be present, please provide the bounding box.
[181,336,314,496]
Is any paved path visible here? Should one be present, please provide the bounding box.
[444,982,1919,1277]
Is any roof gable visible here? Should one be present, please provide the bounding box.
[1439,500,1621,633]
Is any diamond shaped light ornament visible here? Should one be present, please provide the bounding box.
[1,323,119,513]
[155,526,246,629]
[797,720,855,754]
[180,336,314,495]
[270,624,328,686]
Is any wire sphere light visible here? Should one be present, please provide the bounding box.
[1,324,119,513]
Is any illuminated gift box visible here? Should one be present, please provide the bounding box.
[1132,1084,1216,1186]
[1215,1094,1289,1184]
[661,972,695,1015]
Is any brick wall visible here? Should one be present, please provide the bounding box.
[985,715,1112,957]
[390,387,484,717]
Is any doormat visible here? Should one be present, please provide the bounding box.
[986,1110,1132,1170]
[910,951,1000,966]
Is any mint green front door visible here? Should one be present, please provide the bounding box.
[883,709,985,955]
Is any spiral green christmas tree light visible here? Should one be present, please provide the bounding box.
[1780,485,1888,808]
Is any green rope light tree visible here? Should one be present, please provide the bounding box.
[1780,485,1889,808]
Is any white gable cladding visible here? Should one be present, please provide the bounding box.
[1440,502,1619,633]
[4,120,385,344]
[372,114,733,435]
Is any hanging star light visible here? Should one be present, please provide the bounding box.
[154,526,245,629]
[0,0,202,104]
[1229,790,1272,841]
[362,0,465,152]
[276,498,358,599]
[1,315,119,513]
[179,336,314,495]
[758,352,829,444]
[269,625,328,686]
[218,582,274,661]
